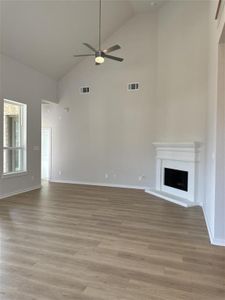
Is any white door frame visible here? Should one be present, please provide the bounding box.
[41,127,52,180]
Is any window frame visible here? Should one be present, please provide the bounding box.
[3,99,27,177]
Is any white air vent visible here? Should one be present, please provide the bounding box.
[128,82,139,91]
[80,86,90,94]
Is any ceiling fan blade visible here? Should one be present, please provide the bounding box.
[83,43,97,52]
[103,44,121,54]
[73,54,95,57]
[104,54,124,62]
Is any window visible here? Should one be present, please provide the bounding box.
[3,99,27,175]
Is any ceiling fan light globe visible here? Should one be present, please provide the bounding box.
[95,56,104,64]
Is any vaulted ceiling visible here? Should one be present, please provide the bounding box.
[0,0,163,80]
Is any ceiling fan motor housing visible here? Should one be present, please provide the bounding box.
[96,50,103,57]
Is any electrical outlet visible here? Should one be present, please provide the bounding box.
[105,173,109,179]
[58,171,62,176]
[138,175,146,181]
[31,175,34,180]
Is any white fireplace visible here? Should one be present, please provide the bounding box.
[146,142,201,207]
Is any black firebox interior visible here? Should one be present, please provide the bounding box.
[164,168,188,192]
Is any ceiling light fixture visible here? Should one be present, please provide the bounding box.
[95,54,104,64]
[95,56,104,64]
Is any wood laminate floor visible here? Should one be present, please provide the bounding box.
[0,182,224,300]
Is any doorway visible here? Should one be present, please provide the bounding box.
[41,128,52,180]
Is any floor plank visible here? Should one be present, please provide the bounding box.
[0,182,224,300]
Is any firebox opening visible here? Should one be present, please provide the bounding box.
[164,168,188,192]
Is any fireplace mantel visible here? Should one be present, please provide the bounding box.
[146,142,201,207]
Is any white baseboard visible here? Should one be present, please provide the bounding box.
[202,206,225,247]
[212,238,225,247]
[202,206,214,244]
[0,185,41,200]
[50,178,148,190]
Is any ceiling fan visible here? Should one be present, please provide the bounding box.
[73,0,124,65]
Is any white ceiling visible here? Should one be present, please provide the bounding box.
[1,0,163,80]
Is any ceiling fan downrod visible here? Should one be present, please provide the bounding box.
[73,0,124,65]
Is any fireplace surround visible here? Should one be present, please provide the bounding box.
[146,142,201,207]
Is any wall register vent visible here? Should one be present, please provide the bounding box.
[80,87,90,94]
[128,83,139,91]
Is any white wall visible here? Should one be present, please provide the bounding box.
[205,0,225,245]
[44,2,209,197]
[156,1,209,205]
[157,1,208,142]
[0,54,57,198]
[214,42,225,243]
[43,12,158,188]
[155,0,225,245]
